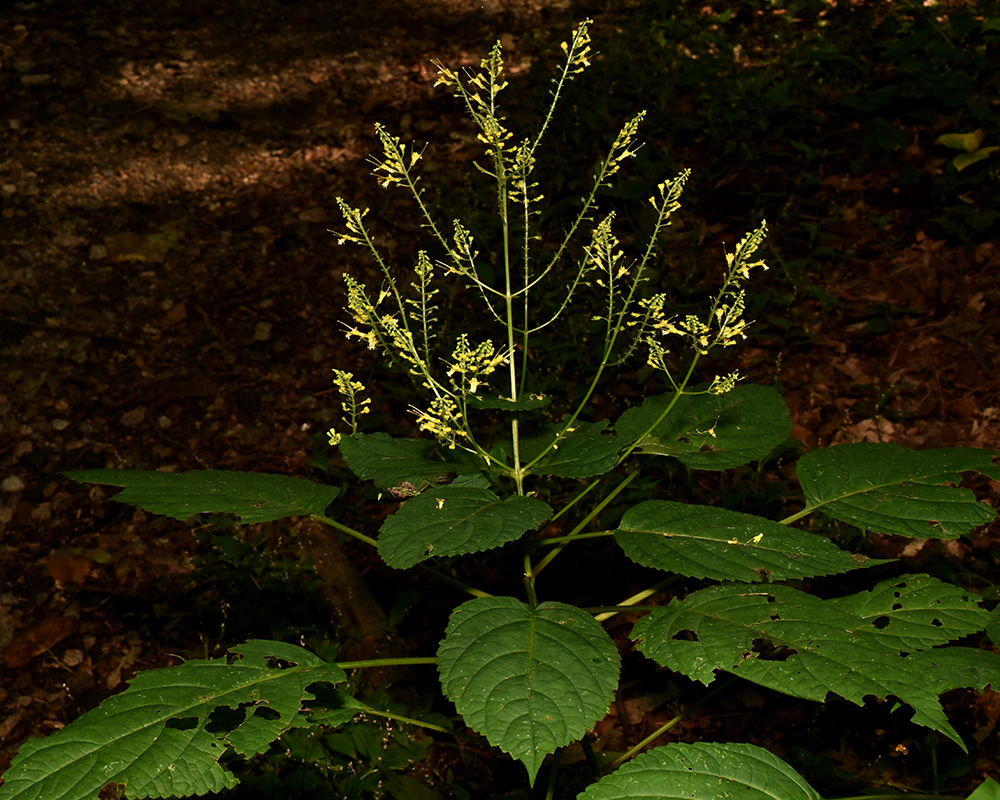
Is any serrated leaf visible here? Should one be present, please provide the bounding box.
[521,420,622,478]
[378,486,551,568]
[338,432,475,490]
[63,470,339,524]
[632,577,988,749]
[613,385,791,470]
[438,597,620,785]
[616,500,885,582]
[987,605,1000,649]
[0,640,345,800]
[830,575,988,649]
[797,443,999,538]
[906,647,1000,695]
[578,742,821,800]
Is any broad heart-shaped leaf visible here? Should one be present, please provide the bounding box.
[632,576,989,749]
[520,420,622,478]
[616,501,886,582]
[797,443,1000,539]
[338,432,478,490]
[438,597,620,785]
[64,470,338,524]
[578,742,821,800]
[0,640,345,800]
[378,486,551,569]
[613,384,791,470]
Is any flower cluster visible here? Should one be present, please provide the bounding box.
[628,221,767,390]
[446,334,508,394]
[326,370,371,446]
[370,123,424,190]
[413,396,467,449]
[560,18,593,75]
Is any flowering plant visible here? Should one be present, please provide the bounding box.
[4,22,998,800]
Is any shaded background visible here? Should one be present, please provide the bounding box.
[1,0,998,795]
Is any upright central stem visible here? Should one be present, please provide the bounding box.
[497,149,524,496]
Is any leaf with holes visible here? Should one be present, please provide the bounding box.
[578,742,821,800]
[64,470,338,524]
[616,501,886,582]
[797,443,1000,538]
[437,597,620,785]
[613,384,791,470]
[378,486,551,569]
[632,576,988,749]
[0,640,345,800]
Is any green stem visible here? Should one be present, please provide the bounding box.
[594,577,680,622]
[356,706,451,734]
[539,531,615,545]
[532,470,639,577]
[602,677,739,773]
[523,552,538,607]
[334,657,438,669]
[544,748,562,800]
[417,564,492,598]
[779,507,815,525]
[549,477,602,523]
[580,734,601,779]
[310,513,378,548]
[615,354,701,467]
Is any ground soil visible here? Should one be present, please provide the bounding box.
[1,0,998,797]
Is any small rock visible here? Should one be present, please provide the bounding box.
[62,649,84,667]
[1,184,17,195]
[52,419,70,431]
[30,502,51,521]
[20,74,52,86]
[13,60,37,73]
[2,476,25,493]
[253,321,272,341]
[89,244,107,260]
[120,408,146,427]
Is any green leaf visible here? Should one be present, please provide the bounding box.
[966,778,1000,800]
[338,432,474,490]
[0,640,345,800]
[521,420,622,478]
[616,501,885,582]
[438,597,620,785]
[613,385,792,470]
[63,470,339,524]
[987,604,1000,649]
[953,148,998,172]
[797,443,999,538]
[378,486,551,568]
[937,130,986,152]
[578,742,821,800]
[632,577,988,749]
[906,647,1000,695]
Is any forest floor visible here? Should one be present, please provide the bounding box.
[1,0,999,797]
